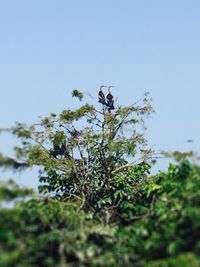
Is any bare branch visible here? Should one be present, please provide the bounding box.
[112,152,164,174]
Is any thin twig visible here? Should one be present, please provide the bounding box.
[112,152,164,174]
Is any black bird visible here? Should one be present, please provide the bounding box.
[186,139,194,143]
[106,86,115,111]
[98,85,107,105]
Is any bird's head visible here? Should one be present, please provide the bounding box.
[108,86,114,93]
[100,85,107,91]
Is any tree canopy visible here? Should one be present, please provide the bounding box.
[0,90,200,267]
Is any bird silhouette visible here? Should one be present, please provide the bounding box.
[106,86,115,111]
[98,85,107,105]
[186,139,194,143]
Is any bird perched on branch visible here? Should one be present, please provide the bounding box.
[98,85,107,105]
[106,86,115,111]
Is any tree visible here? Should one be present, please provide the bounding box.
[1,91,200,266]
[0,90,155,223]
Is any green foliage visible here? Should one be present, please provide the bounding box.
[1,161,200,266]
[0,91,154,223]
[87,160,200,266]
[0,153,28,171]
[0,188,116,267]
[0,179,34,202]
[72,89,84,101]
[163,150,195,163]
[1,90,200,266]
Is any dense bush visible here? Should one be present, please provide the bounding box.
[0,160,200,266]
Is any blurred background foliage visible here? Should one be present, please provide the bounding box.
[0,160,200,266]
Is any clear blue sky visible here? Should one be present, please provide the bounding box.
[0,0,200,187]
